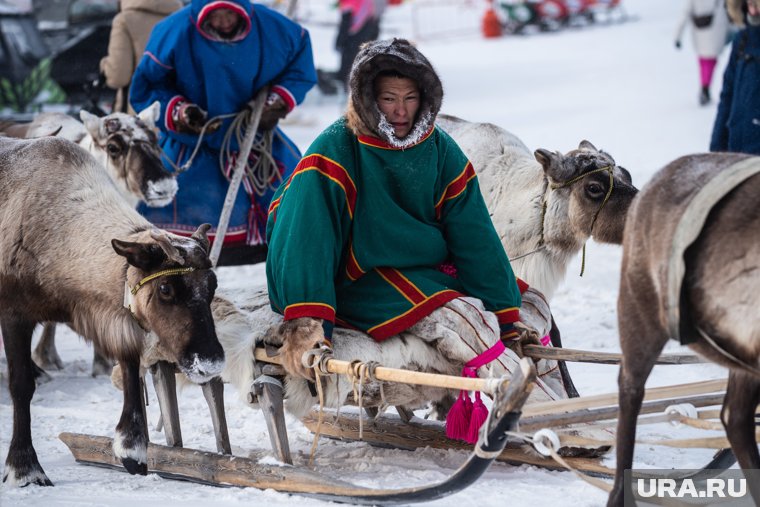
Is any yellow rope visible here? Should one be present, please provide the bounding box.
[550,166,614,277]
[130,267,195,295]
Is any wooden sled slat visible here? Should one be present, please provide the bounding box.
[521,345,706,365]
[301,411,615,478]
[60,432,379,495]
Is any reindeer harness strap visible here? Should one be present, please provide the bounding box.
[532,165,615,275]
[666,157,760,344]
[123,267,197,322]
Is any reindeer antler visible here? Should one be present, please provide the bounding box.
[150,228,185,265]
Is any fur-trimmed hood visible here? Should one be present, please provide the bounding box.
[346,38,443,148]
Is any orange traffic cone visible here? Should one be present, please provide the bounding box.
[482,7,502,38]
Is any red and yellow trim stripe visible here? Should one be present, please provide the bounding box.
[434,162,476,219]
[283,302,336,322]
[357,126,434,150]
[368,289,463,341]
[494,307,520,325]
[268,154,357,218]
[375,267,426,304]
[345,241,365,281]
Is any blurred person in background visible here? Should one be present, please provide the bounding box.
[710,0,760,154]
[675,0,733,105]
[317,0,385,95]
[130,0,316,264]
[100,0,183,113]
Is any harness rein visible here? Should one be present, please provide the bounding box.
[512,165,615,277]
[123,267,196,323]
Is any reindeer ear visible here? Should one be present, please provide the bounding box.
[138,101,161,127]
[149,228,185,265]
[191,224,212,254]
[579,140,598,152]
[535,148,575,183]
[112,239,164,271]
[80,110,102,139]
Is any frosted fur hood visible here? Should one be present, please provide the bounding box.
[346,38,443,148]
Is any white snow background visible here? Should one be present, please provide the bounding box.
[0,0,737,505]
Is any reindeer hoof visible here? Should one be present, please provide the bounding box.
[121,458,148,475]
[2,465,53,487]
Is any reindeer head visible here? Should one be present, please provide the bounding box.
[81,102,178,208]
[534,140,638,248]
[111,224,224,383]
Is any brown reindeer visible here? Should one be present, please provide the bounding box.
[0,136,224,486]
[608,153,760,506]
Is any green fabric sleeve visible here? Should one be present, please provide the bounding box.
[436,135,522,324]
[266,157,353,323]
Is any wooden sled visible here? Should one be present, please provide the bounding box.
[62,359,539,504]
[61,342,738,499]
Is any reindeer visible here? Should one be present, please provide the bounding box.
[437,114,638,300]
[1,102,177,209]
[0,136,224,486]
[608,153,760,506]
[435,115,637,399]
[2,103,180,376]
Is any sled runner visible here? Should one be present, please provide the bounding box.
[61,359,537,504]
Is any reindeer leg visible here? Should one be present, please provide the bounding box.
[607,288,668,507]
[2,317,53,487]
[90,342,114,378]
[721,370,760,503]
[114,358,149,475]
[32,322,63,371]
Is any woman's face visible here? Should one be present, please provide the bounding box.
[375,76,420,138]
[208,8,242,36]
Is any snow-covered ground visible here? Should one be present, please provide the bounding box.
[0,0,736,505]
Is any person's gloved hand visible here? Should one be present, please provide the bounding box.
[675,40,682,49]
[500,321,542,358]
[172,101,220,135]
[276,317,331,380]
[258,92,289,131]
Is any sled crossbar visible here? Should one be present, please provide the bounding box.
[253,346,505,394]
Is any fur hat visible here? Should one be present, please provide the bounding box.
[346,38,443,148]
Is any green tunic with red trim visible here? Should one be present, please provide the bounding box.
[265,117,521,341]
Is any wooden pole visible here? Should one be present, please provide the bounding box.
[252,347,506,394]
[521,345,705,365]
[209,89,268,267]
[253,347,726,416]
[522,378,726,417]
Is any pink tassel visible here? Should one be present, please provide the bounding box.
[445,391,473,440]
[465,392,489,443]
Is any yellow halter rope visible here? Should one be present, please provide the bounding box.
[535,165,616,276]
[129,267,196,295]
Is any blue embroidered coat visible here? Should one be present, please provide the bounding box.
[130,0,316,244]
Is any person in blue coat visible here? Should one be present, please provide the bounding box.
[710,0,760,155]
[130,0,317,263]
